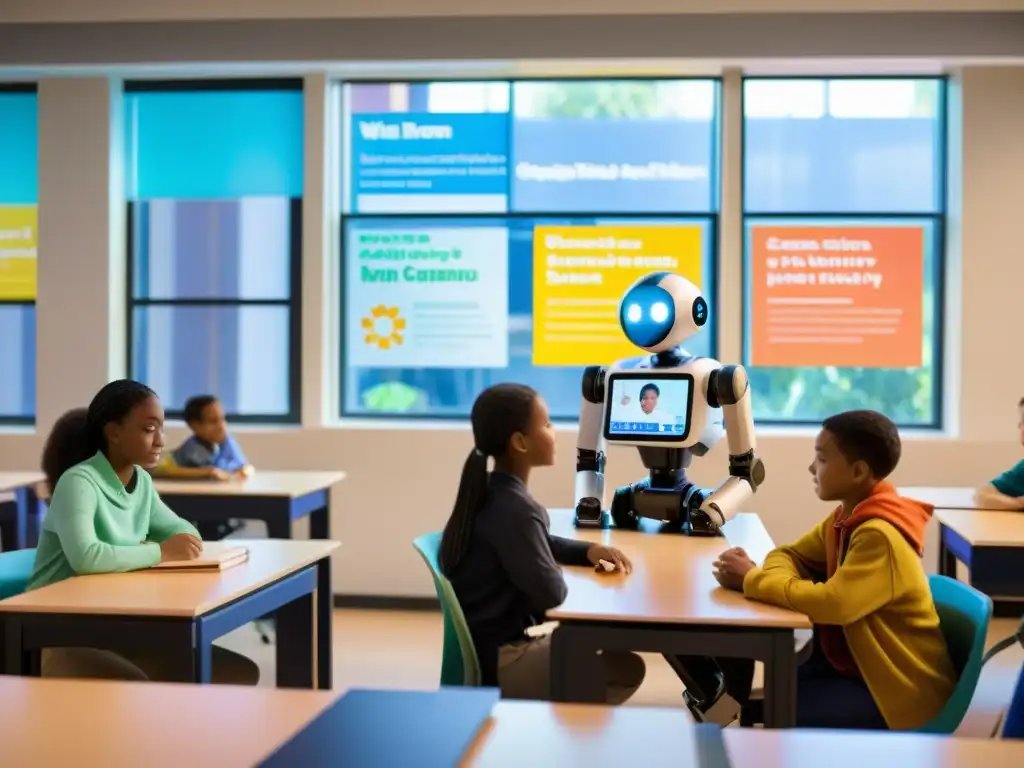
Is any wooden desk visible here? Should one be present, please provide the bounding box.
[0,677,338,768]
[0,471,45,551]
[463,701,1023,767]
[0,539,339,689]
[463,701,706,766]
[153,471,346,540]
[901,486,1024,606]
[547,509,810,728]
[724,726,1022,768]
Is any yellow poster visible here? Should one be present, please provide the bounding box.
[0,205,37,300]
[532,224,703,367]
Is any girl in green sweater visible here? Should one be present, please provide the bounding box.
[30,379,259,685]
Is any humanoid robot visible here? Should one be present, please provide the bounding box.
[574,271,764,535]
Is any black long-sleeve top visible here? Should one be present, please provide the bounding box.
[448,471,592,685]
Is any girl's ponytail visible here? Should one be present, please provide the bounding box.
[439,449,490,576]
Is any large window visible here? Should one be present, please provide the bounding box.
[126,80,304,422]
[0,84,38,426]
[742,78,946,427]
[340,79,720,419]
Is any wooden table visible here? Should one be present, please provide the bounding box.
[723,726,1022,768]
[153,470,346,540]
[0,471,44,551]
[547,509,811,728]
[464,701,1024,767]
[0,677,338,768]
[0,539,339,689]
[902,486,1024,610]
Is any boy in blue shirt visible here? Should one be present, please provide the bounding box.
[156,395,253,541]
[156,395,254,480]
[975,396,1024,510]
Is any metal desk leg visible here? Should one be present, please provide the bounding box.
[549,624,604,703]
[316,556,333,690]
[266,510,294,540]
[762,630,798,729]
[938,524,957,578]
[191,619,215,684]
[309,495,331,540]
[276,590,315,689]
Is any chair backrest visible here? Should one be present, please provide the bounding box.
[1003,662,1024,739]
[412,533,481,687]
[917,574,993,734]
[0,548,37,600]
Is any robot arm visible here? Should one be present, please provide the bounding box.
[574,366,607,526]
[698,364,765,528]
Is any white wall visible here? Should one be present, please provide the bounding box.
[1,66,1023,598]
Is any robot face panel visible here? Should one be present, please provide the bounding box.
[619,272,708,353]
[619,284,677,349]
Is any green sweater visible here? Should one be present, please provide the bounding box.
[27,452,201,591]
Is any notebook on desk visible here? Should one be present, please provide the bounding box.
[150,542,249,571]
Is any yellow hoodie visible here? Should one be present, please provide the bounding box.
[743,481,956,731]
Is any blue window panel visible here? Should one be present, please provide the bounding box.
[743,79,944,214]
[132,304,291,416]
[132,197,292,301]
[0,304,36,420]
[125,90,304,200]
[342,217,716,420]
[0,92,38,205]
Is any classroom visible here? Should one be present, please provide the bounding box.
[1,1,1024,765]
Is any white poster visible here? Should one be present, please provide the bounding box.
[346,225,509,368]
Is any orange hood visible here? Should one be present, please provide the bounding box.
[835,480,932,556]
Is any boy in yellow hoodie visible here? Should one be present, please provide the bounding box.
[679,409,955,730]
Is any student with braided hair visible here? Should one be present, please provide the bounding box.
[28,379,259,685]
[441,382,645,702]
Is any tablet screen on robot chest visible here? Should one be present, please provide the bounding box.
[604,372,695,443]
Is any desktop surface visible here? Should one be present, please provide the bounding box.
[0,677,337,768]
[0,538,339,617]
[933,508,1024,547]
[0,471,45,492]
[546,509,811,629]
[900,486,979,510]
[153,470,346,498]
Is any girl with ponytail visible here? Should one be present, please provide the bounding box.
[440,383,644,703]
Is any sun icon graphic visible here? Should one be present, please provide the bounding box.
[362,305,406,349]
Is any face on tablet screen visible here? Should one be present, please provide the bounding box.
[607,377,692,438]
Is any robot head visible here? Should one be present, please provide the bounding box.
[618,272,708,353]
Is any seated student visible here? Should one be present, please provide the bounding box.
[155,394,254,481]
[441,383,646,703]
[674,409,955,730]
[29,379,260,685]
[974,396,1024,510]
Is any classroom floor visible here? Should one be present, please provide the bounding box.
[215,609,1022,738]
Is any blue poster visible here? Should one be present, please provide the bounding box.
[349,112,510,214]
[512,118,714,213]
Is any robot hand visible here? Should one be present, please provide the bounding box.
[684,477,752,535]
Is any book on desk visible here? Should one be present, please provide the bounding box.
[149,542,249,572]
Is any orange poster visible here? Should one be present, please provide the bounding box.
[749,225,924,368]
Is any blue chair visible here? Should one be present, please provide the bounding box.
[1003,661,1024,738]
[412,532,481,687]
[917,575,992,734]
[0,548,36,600]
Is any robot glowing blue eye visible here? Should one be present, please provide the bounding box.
[650,302,669,323]
[626,303,642,323]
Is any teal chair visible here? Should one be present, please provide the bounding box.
[917,574,992,734]
[412,532,481,687]
[0,548,36,600]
